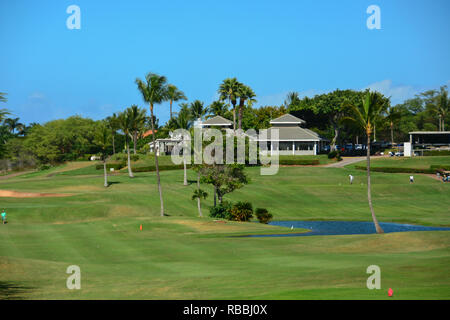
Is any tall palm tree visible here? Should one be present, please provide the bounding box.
[435,85,449,131]
[118,111,134,178]
[127,105,147,154]
[207,101,229,118]
[218,78,240,131]
[174,103,192,186]
[167,84,187,120]
[237,84,256,130]
[94,121,112,187]
[106,113,120,154]
[385,106,402,147]
[190,100,206,120]
[344,91,388,234]
[136,72,169,216]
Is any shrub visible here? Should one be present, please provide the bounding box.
[38,164,52,171]
[279,159,319,165]
[209,202,232,219]
[422,150,450,156]
[109,153,140,162]
[354,166,434,174]
[430,165,450,171]
[327,151,337,159]
[78,154,93,161]
[255,208,273,224]
[132,164,191,172]
[95,162,125,170]
[230,201,253,222]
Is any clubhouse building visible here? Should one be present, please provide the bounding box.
[257,114,325,156]
[149,114,325,156]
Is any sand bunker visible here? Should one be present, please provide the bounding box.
[0,189,74,198]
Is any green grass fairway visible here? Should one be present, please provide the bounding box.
[0,159,449,299]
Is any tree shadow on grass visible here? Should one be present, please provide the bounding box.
[107,181,121,186]
[0,281,34,300]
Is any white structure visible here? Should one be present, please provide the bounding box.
[404,142,412,157]
[257,114,325,155]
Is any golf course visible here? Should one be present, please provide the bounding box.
[0,156,449,300]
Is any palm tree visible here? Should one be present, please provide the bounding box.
[385,106,402,147]
[192,189,208,217]
[167,84,187,120]
[218,78,240,131]
[106,113,120,154]
[173,103,192,186]
[136,72,169,216]
[0,93,9,125]
[117,111,134,178]
[0,92,6,103]
[237,84,256,129]
[207,101,229,118]
[284,91,300,108]
[94,121,112,187]
[435,85,449,131]
[190,100,206,120]
[344,91,388,234]
[4,118,24,134]
[127,105,147,154]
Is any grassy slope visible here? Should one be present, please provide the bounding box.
[0,158,449,299]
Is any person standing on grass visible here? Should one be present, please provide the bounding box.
[410,175,414,184]
[349,174,354,184]
[1,209,6,224]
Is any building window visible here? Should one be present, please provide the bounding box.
[279,142,292,151]
[295,142,314,150]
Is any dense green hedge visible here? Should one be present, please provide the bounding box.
[95,162,125,170]
[279,159,319,165]
[430,165,450,171]
[132,164,192,172]
[421,150,450,156]
[354,166,435,174]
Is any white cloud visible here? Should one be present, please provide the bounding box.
[28,92,47,103]
[363,80,419,105]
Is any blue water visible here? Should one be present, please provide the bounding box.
[244,221,450,237]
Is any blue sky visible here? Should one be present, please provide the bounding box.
[0,0,449,125]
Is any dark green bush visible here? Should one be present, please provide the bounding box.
[279,159,319,165]
[422,150,450,156]
[230,201,253,222]
[209,202,232,219]
[38,164,52,171]
[132,164,191,172]
[95,162,125,170]
[430,165,450,171]
[109,153,140,162]
[255,208,273,224]
[354,166,434,174]
[328,150,339,159]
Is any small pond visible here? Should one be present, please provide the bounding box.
[244,221,450,237]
